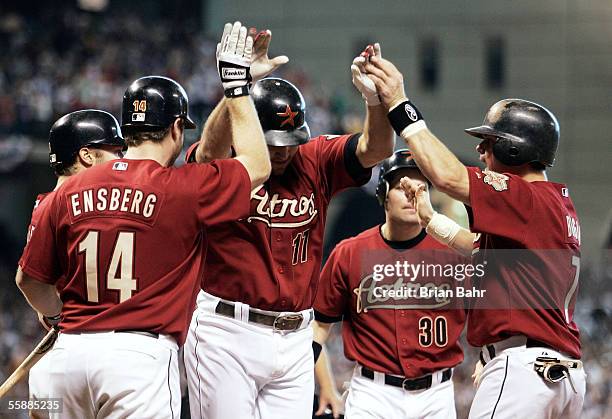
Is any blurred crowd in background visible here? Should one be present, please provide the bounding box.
[0,7,357,151]
[0,5,611,419]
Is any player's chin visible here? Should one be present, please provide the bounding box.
[271,162,289,176]
[400,211,420,223]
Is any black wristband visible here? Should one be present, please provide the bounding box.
[387,100,424,136]
[312,341,323,363]
[44,313,62,328]
[224,85,250,98]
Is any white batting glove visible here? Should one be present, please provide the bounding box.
[250,29,289,83]
[351,43,382,106]
[217,22,254,97]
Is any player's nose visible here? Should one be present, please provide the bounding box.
[272,146,290,159]
[476,141,485,154]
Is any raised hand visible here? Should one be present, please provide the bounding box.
[363,54,408,110]
[400,176,434,227]
[351,43,382,106]
[217,22,254,97]
[250,28,289,82]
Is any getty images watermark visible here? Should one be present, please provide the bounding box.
[353,249,486,313]
[370,260,487,299]
[351,249,580,313]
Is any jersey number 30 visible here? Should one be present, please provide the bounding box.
[418,316,448,347]
[78,231,137,303]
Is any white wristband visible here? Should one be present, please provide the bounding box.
[400,120,428,138]
[426,212,461,245]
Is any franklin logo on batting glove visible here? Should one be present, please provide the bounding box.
[222,67,248,80]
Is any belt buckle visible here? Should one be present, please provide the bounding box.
[401,378,416,391]
[272,313,303,331]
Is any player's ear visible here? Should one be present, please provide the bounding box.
[170,118,184,141]
[77,147,95,168]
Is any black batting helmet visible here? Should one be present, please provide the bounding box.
[376,149,421,205]
[251,78,310,146]
[465,98,560,167]
[49,109,125,167]
[121,76,196,134]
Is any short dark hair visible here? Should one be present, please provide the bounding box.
[124,126,171,148]
[52,147,108,177]
[53,158,78,176]
[124,119,183,148]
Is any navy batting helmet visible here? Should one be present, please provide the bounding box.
[121,76,196,134]
[465,99,560,167]
[376,149,421,205]
[251,78,310,146]
[49,109,125,167]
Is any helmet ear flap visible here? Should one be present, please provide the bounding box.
[492,136,531,166]
[376,179,389,206]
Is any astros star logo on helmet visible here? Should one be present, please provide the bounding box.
[277,104,298,127]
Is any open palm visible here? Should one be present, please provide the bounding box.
[250,29,289,82]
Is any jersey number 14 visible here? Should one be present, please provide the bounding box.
[78,231,137,303]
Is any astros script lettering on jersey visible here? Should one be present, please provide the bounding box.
[248,184,318,228]
[186,134,372,311]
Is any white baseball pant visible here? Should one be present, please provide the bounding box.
[344,366,457,419]
[29,331,180,419]
[469,344,586,419]
[184,290,315,419]
[29,351,52,419]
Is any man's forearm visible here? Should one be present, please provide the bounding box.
[196,98,232,163]
[16,268,62,317]
[313,320,333,344]
[451,229,478,257]
[403,128,470,204]
[228,96,270,188]
[356,104,395,168]
[361,54,471,204]
[315,347,338,392]
[426,222,476,257]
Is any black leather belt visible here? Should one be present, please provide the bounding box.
[361,367,452,391]
[526,338,553,349]
[117,330,159,339]
[481,338,556,365]
[215,301,305,331]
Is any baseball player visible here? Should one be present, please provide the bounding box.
[22,109,126,254]
[17,109,126,410]
[16,24,270,419]
[183,38,394,418]
[363,52,586,418]
[312,149,467,419]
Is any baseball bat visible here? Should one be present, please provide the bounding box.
[0,328,58,399]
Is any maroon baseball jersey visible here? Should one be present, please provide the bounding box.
[314,226,467,378]
[466,166,581,358]
[185,134,371,311]
[22,192,54,246]
[19,158,251,345]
